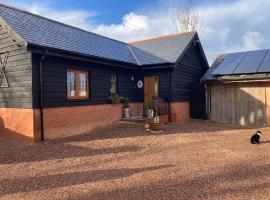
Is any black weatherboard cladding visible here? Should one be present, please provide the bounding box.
[172,43,208,101]
[32,54,139,108]
[172,43,208,118]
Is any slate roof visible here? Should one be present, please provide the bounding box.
[202,49,270,83]
[129,33,195,65]
[0,3,196,66]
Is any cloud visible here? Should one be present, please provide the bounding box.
[197,0,270,63]
[94,13,150,42]
[238,31,265,51]
[94,12,173,42]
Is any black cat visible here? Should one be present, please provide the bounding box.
[250,131,261,144]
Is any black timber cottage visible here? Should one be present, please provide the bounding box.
[0,4,208,141]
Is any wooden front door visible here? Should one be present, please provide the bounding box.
[144,76,159,105]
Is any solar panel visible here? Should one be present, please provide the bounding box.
[257,50,270,73]
[211,52,246,74]
[233,49,268,74]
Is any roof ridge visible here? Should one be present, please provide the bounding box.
[0,3,128,45]
[128,31,196,44]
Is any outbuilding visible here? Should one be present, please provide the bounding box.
[202,49,270,126]
[0,4,208,141]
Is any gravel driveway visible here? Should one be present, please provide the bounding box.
[1,120,270,200]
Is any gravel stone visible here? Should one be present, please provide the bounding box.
[0,120,270,200]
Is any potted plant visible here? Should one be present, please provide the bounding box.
[149,99,162,132]
[122,97,131,118]
[144,103,154,119]
[150,117,162,131]
[108,94,122,104]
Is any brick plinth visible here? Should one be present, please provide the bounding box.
[0,108,38,140]
[170,102,190,122]
[42,104,123,139]
[0,103,145,140]
[129,103,144,116]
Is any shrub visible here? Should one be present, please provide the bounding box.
[108,94,123,104]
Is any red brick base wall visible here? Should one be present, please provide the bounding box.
[129,103,144,116]
[0,108,38,140]
[170,102,190,123]
[0,103,144,140]
[42,104,123,139]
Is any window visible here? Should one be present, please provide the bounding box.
[110,74,117,94]
[67,69,89,99]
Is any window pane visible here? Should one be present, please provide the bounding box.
[67,71,76,97]
[110,74,117,94]
[79,72,88,97]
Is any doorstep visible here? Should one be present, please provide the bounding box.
[122,116,146,123]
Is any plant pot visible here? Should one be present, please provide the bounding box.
[149,122,162,132]
[123,108,132,118]
[147,109,154,119]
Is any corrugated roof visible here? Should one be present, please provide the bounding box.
[0,3,196,66]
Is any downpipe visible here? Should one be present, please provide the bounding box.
[39,49,48,141]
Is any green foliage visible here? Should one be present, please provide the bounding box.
[122,96,130,108]
[108,95,130,108]
[108,94,123,104]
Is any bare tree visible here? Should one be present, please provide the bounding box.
[172,5,199,33]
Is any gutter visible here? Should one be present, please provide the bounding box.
[39,49,48,141]
[27,43,175,71]
[203,77,270,84]
[27,43,138,70]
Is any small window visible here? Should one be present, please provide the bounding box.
[67,69,89,99]
[110,74,117,94]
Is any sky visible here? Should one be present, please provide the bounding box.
[1,0,270,64]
